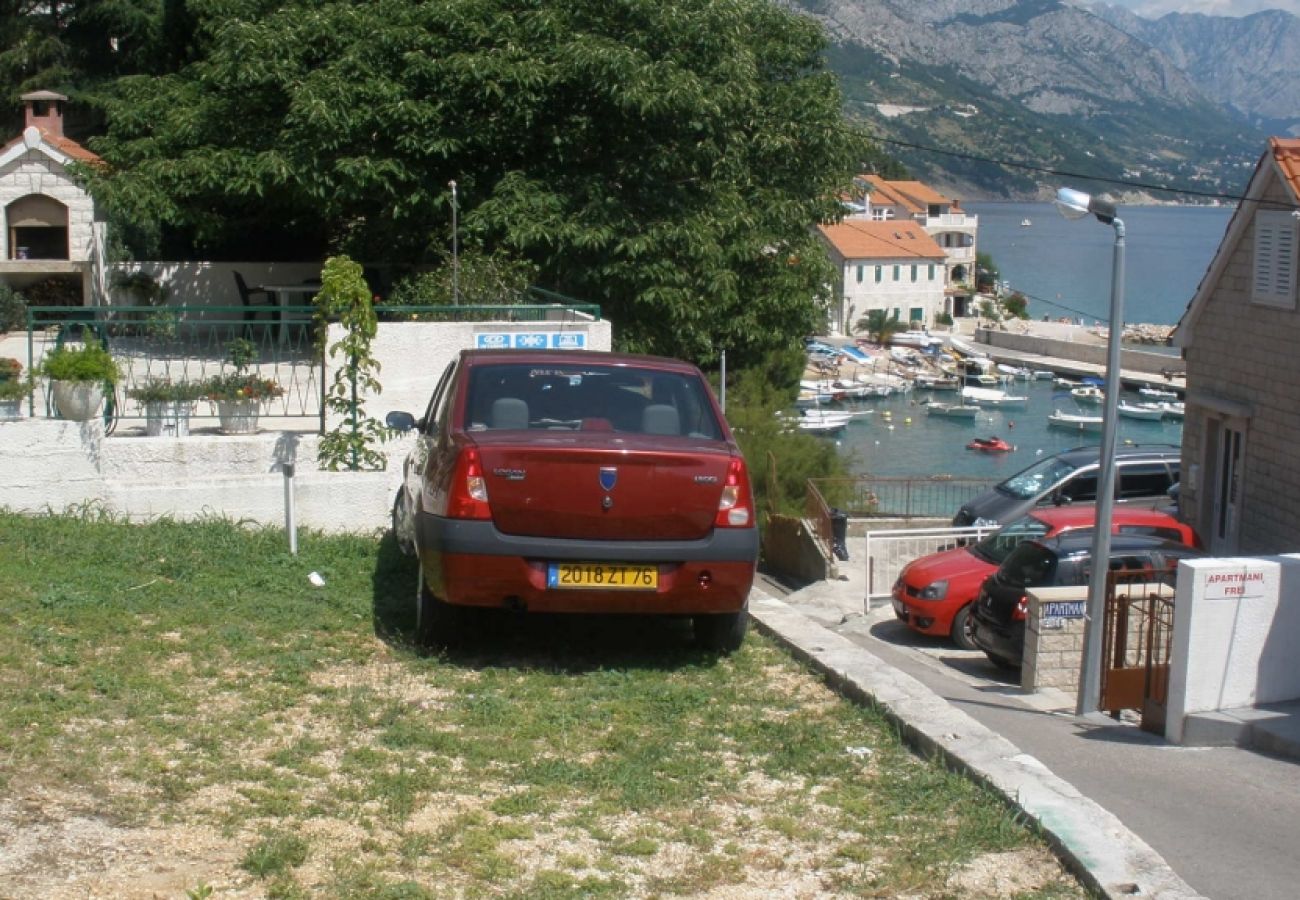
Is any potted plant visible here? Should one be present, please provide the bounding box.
[0,357,21,382]
[202,338,284,434]
[126,378,205,437]
[0,375,33,420]
[37,342,120,422]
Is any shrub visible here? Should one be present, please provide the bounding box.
[126,378,206,404]
[37,343,121,385]
[0,377,33,401]
[0,285,27,332]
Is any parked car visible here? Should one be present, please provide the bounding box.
[893,506,1200,650]
[952,444,1180,528]
[969,532,1203,670]
[386,349,759,651]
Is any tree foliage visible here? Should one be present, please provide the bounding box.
[84,0,873,364]
[855,308,904,345]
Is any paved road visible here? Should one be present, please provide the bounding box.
[779,573,1300,900]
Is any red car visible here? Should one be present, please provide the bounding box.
[388,349,759,651]
[892,506,1199,650]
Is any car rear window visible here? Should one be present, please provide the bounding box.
[999,542,1058,587]
[463,363,724,439]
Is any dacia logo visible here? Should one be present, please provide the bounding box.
[493,468,526,481]
[599,467,618,491]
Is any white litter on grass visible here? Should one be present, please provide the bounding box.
[308,571,326,587]
[846,746,873,758]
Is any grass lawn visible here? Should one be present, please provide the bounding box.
[0,509,1088,899]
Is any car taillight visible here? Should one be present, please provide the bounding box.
[714,457,754,528]
[1013,595,1029,621]
[447,448,491,520]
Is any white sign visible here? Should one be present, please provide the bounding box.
[1203,568,1268,601]
[475,332,587,350]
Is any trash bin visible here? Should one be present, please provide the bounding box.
[830,507,850,561]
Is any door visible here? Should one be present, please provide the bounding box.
[1206,417,1246,554]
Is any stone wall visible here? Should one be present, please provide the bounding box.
[975,329,1177,376]
[0,144,96,263]
[1022,586,1088,693]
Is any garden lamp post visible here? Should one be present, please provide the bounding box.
[449,180,460,305]
[1054,186,1125,717]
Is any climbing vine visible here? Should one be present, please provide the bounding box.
[314,256,388,471]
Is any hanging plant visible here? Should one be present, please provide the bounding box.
[314,255,389,471]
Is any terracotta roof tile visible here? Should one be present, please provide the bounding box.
[888,180,951,207]
[1270,137,1300,197]
[0,128,101,163]
[818,219,946,260]
[863,175,922,214]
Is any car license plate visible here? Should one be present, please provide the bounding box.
[547,563,658,590]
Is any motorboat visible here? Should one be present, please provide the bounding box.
[1020,218,1032,227]
[1117,401,1167,421]
[794,418,846,436]
[961,386,1029,409]
[924,402,978,419]
[1047,410,1104,432]
[1071,386,1104,405]
[967,436,1015,453]
[1139,387,1179,400]
[1157,401,1185,419]
[996,363,1032,380]
[889,331,945,350]
[913,373,961,391]
[1032,370,1055,380]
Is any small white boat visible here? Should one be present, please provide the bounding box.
[1020,218,1032,227]
[997,363,1032,380]
[1158,401,1185,419]
[914,373,961,391]
[1139,387,1179,400]
[889,331,944,350]
[1032,370,1055,380]
[962,386,1029,409]
[1048,410,1104,432]
[1071,386,1104,405]
[1117,401,1167,421]
[795,418,846,435]
[925,403,979,420]
[1054,377,1081,389]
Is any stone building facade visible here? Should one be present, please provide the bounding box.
[1174,138,1300,555]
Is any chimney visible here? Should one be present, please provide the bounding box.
[21,90,67,139]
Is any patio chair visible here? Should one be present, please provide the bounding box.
[233,270,276,338]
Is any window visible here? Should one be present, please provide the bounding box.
[929,264,936,280]
[1252,210,1298,309]
[1057,472,1098,504]
[893,265,900,280]
[874,266,882,283]
[909,307,923,322]
[1118,462,1175,499]
[910,265,917,282]
[856,265,864,283]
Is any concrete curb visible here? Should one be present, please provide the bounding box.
[748,589,1206,900]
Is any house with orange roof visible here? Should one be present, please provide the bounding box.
[1173,136,1300,553]
[844,174,979,318]
[816,218,946,335]
[0,91,106,304]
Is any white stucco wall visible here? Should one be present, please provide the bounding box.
[112,261,326,308]
[0,143,97,262]
[1166,556,1300,742]
[836,259,945,334]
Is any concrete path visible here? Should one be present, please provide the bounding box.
[750,539,1300,900]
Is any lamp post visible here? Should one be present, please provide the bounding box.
[1054,186,1125,717]
[449,180,460,305]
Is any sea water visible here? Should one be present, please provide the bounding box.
[829,204,1219,478]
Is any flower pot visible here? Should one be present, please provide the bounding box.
[145,400,191,437]
[0,398,22,420]
[216,398,260,434]
[51,380,105,422]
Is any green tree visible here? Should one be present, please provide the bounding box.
[855,308,904,345]
[87,0,872,365]
[1002,291,1029,320]
[975,251,999,293]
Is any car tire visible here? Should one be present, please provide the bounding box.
[415,571,458,649]
[950,604,979,651]
[392,489,416,557]
[982,650,1019,671]
[694,606,749,654]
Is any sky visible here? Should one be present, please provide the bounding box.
[1108,0,1300,15]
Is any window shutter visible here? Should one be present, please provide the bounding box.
[1253,210,1298,309]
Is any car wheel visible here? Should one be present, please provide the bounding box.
[415,570,458,649]
[392,488,416,557]
[694,606,749,654]
[950,604,979,651]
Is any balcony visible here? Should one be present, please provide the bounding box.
[925,213,977,229]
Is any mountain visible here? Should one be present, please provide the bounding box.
[794,0,1263,200]
[1081,4,1300,135]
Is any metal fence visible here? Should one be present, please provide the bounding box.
[14,302,604,433]
[863,524,998,608]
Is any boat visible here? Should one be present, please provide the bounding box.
[961,386,1029,409]
[913,373,961,391]
[967,436,1015,453]
[1117,401,1167,421]
[889,331,944,350]
[794,418,846,435]
[1032,370,1055,380]
[1054,377,1081,389]
[1158,401,1185,419]
[1047,410,1104,432]
[1020,218,1032,227]
[924,402,979,420]
[1139,387,1179,400]
[1071,386,1104,405]
[996,363,1032,380]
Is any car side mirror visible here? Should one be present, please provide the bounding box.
[386,410,418,433]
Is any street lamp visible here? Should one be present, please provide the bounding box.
[449,180,460,305]
[1054,186,1124,718]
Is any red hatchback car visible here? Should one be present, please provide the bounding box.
[892,506,1199,650]
[387,349,759,651]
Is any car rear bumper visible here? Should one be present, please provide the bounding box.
[418,514,758,613]
[971,612,1025,666]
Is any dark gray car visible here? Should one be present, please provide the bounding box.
[953,444,1179,528]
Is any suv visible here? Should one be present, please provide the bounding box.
[969,532,1203,669]
[386,349,759,652]
[892,506,1199,650]
[952,444,1179,528]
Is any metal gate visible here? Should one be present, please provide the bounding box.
[1099,567,1177,734]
